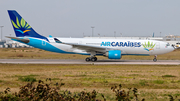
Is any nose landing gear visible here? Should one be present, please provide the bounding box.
[85,57,97,62]
[153,55,157,62]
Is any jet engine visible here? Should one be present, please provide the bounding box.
[105,50,122,59]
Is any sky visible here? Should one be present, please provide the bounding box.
[0,0,180,39]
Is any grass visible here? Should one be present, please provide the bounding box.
[0,48,179,60]
[0,64,180,100]
[153,80,165,84]
[0,48,180,100]
[17,75,37,82]
[139,80,148,86]
[162,75,176,78]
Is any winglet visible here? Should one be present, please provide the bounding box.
[49,35,53,38]
[54,38,62,43]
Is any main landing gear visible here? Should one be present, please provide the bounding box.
[85,57,97,62]
[153,55,157,62]
[85,51,97,62]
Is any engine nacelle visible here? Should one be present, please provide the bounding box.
[105,50,122,59]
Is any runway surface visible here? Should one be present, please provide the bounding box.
[0,59,179,65]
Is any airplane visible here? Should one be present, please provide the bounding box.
[7,10,176,62]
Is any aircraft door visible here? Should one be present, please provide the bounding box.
[42,40,46,46]
[156,42,160,49]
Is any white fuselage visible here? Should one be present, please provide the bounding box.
[45,37,174,56]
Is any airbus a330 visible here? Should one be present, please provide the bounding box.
[7,10,176,62]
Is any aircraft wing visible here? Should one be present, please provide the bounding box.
[54,38,113,53]
[63,42,111,53]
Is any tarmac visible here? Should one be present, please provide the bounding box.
[0,59,179,65]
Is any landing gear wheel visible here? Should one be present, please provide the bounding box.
[94,57,97,61]
[153,55,157,62]
[91,57,97,62]
[153,58,157,62]
[85,57,91,62]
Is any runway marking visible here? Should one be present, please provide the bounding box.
[0,59,179,65]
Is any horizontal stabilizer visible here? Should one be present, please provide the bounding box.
[6,36,30,43]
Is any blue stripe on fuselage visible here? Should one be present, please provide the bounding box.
[12,38,77,54]
[27,38,76,54]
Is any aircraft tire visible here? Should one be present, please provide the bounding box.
[91,57,97,62]
[85,57,91,62]
[94,57,97,61]
[153,58,157,62]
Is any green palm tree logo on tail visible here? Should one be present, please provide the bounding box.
[142,41,156,51]
[11,17,31,34]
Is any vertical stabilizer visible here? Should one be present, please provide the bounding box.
[8,10,48,41]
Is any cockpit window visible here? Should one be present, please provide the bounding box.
[166,43,170,46]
